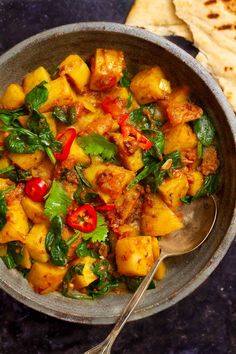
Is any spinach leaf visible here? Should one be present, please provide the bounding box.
[61,264,87,298]
[48,63,59,79]
[124,276,155,293]
[0,106,28,126]
[180,195,193,205]
[197,141,203,159]
[3,127,43,153]
[127,161,157,190]
[44,180,71,220]
[143,103,166,127]
[194,174,219,199]
[45,216,68,266]
[52,106,76,125]
[129,108,151,130]
[127,92,133,108]
[74,163,93,189]
[143,129,164,158]
[193,114,215,146]
[88,259,118,298]
[76,240,99,258]
[0,165,31,182]
[1,242,24,269]
[0,193,7,230]
[25,81,48,111]
[164,150,182,169]
[119,69,131,88]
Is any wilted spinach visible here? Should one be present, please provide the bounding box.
[193,114,215,146]
[0,106,27,126]
[25,81,48,111]
[0,165,31,182]
[45,216,68,266]
[52,106,77,125]
[1,242,24,269]
[119,69,131,88]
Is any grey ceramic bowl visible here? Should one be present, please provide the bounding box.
[0,22,236,325]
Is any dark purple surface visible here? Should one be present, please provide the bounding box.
[0,1,235,353]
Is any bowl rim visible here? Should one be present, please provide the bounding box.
[0,21,236,324]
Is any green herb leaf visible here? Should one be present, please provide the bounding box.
[61,264,85,296]
[0,106,28,126]
[52,106,76,125]
[74,164,93,189]
[82,214,108,243]
[0,165,31,182]
[44,180,71,220]
[48,63,59,79]
[45,216,68,266]
[25,81,48,111]
[76,240,99,258]
[180,195,193,204]
[127,162,157,189]
[119,69,131,88]
[193,114,215,146]
[77,134,117,161]
[197,141,203,159]
[3,126,43,154]
[0,193,7,230]
[129,108,151,130]
[1,242,24,269]
[89,259,118,298]
[127,92,133,108]
[164,150,182,169]
[194,174,219,199]
[124,276,155,293]
[143,129,164,158]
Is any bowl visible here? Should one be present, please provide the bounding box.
[0,22,235,325]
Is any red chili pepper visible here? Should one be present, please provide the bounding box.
[25,177,48,202]
[0,142,4,146]
[54,127,76,161]
[121,125,153,150]
[100,96,125,118]
[66,204,97,233]
[118,113,130,126]
[95,204,115,212]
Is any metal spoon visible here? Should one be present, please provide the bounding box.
[84,195,217,354]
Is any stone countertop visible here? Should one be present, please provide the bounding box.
[0,1,235,353]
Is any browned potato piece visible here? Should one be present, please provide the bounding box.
[158,86,190,109]
[59,54,90,93]
[39,77,76,112]
[25,223,49,263]
[27,262,67,294]
[22,66,51,94]
[141,194,183,236]
[78,113,117,136]
[90,49,125,91]
[115,185,143,223]
[21,196,48,224]
[200,146,220,176]
[1,84,25,109]
[83,163,135,203]
[111,133,144,172]
[130,67,171,105]
[158,173,189,210]
[163,123,198,154]
[166,102,203,126]
[73,257,98,289]
[0,200,29,243]
[116,236,159,276]
[20,247,32,269]
[8,151,45,170]
[187,171,204,196]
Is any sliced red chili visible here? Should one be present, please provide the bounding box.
[100,96,125,118]
[118,113,130,126]
[95,204,115,212]
[66,204,97,233]
[54,127,76,161]
[25,177,48,202]
[121,125,153,150]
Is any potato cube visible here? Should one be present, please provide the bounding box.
[39,77,76,112]
[59,54,90,93]
[0,157,10,170]
[8,150,45,170]
[166,102,203,126]
[188,171,204,196]
[0,178,14,191]
[0,200,29,243]
[60,140,90,171]
[83,163,135,203]
[90,49,125,91]
[154,260,166,280]
[116,236,155,276]
[30,157,54,184]
[141,194,183,236]
[1,83,25,109]
[163,123,198,154]
[21,196,48,224]
[158,173,189,210]
[130,67,171,105]
[78,113,117,136]
[27,262,67,294]
[25,223,49,263]
[43,112,57,136]
[111,133,144,172]
[73,256,98,289]
[115,185,143,223]
[20,247,31,269]
[159,86,190,109]
[22,66,51,94]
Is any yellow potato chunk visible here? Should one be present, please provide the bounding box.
[115,185,143,223]
[31,157,54,184]
[158,173,189,210]
[164,123,198,154]
[62,140,90,169]
[43,112,57,136]
[59,54,90,93]
[188,171,204,196]
[22,66,51,94]
[0,178,14,191]
[154,260,166,280]
[83,163,135,203]
[1,83,25,109]
[25,223,49,263]
[102,87,139,111]
[21,196,48,224]
[39,77,76,112]
[27,262,67,294]
[73,257,98,289]
[0,200,29,243]
[116,236,157,276]
[141,194,183,236]
[111,133,144,172]
[8,150,45,170]
[90,49,125,91]
[130,67,171,105]
[0,157,10,169]
[20,247,31,269]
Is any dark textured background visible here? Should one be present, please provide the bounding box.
[0,1,235,353]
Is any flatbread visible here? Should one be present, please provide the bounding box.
[173,0,236,110]
[126,0,192,40]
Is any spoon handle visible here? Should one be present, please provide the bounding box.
[84,254,166,354]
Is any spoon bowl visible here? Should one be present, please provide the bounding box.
[84,196,218,354]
